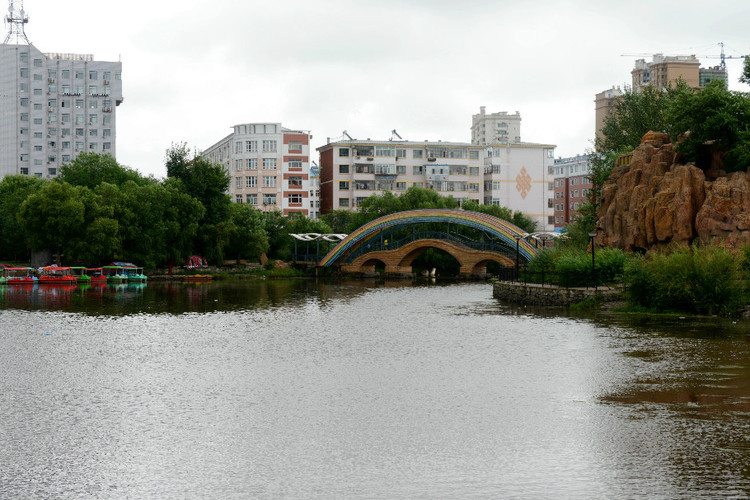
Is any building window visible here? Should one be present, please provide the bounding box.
[103,142,111,150]
[288,193,303,204]
[235,159,242,171]
[288,176,303,188]
[288,141,303,152]
[262,176,276,187]
[236,195,243,203]
[262,194,277,205]
[236,177,242,188]
[375,146,395,157]
[88,85,98,96]
[339,165,349,174]
[413,166,424,175]
[61,70,70,79]
[339,181,349,190]
[246,176,257,188]
[262,140,277,152]
[396,182,406,191]
[262,158,276,170]
[247,158,257,170]
[288,159,302,169]
[339,148,349,157]
[245,140,257,152]
[339,198,349,207]
[396,148,407,158]
[548,216,555,225]
[89,70,98,80]
[246,193,258,205]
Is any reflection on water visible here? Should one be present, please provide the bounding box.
[0,281,749,498]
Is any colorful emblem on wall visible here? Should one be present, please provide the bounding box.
[516,167,532,199]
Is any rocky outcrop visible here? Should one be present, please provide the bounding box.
[597,132,750,252]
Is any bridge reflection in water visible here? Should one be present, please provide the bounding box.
[294,209,543,277]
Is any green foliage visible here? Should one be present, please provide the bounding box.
[462,199,537,234]
[665,80,750,172]
[596,84,676,153]
[0,175,45,260]
[226,204,269,262]
[741,56,750,86]
[524,246,625,287]
[321,210,354,234]
[624,245,744,316]
[59,153,149,188]
[18,182,86,256]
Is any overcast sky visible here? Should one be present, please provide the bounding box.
[11,0,750,178]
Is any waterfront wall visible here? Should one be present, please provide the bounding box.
[493,280,622,306]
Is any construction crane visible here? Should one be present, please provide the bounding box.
[622,43,748,71]
[701,42,747,71]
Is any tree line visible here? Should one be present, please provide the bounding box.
[0,144,535,269]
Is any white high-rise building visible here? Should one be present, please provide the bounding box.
[0,3,123,179]
[203,123,312,216]
[471,107,521,146]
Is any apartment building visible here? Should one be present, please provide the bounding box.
[551,154,592,231]
[483,141,556,232]
[202,123,311,216]
[471,107,521,145]
[309,163,320,219]
[594,86,623,144]
[0,44,123,179]
[318,139,484,212]
[318,137,556,232]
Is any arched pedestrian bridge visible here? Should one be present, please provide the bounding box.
[317,209,540,277]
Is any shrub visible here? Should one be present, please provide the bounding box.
[624,244,745,316]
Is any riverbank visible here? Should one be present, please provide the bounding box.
[493,279,623,307]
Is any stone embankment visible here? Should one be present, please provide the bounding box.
[493,281,622,307]
[598,131,750,252]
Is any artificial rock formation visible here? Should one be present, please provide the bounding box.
[597,132,750,252]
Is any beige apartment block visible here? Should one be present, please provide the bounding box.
[594,86,623,144]
[631,53,700,91]
[203,123,312,216]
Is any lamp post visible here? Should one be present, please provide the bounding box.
[514,234,522,280]
[588,231,597,288]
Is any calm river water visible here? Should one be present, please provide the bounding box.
[1,280,749,499]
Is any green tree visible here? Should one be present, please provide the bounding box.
[0,175,46,261]
[740,56,750,86]
[18,182,86,261]
[665,80,750,172]
[595,84,679,153]
[226,204,269,262]
[321,210,354,234]
[113,181,205,268]
[461,199,537,234]
[165,144,232,263]
[59,152,149,189]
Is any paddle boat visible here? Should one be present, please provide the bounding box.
[38,266,78,285]
[4,267,37,285]
[85,268,108,284]
[102,265,129,283]
[125,266,147,283]
[70,266,92,284]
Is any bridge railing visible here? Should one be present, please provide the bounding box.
[497,269,601,289]
[343,229,517,263]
